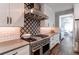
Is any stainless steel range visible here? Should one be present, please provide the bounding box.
[21,34,50,55]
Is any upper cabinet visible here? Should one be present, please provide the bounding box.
[9,3,24,27]
[0,3,24,27]
[40,4,55,27]
[0,3,9,26]
[74,4,79,19]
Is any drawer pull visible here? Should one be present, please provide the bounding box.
[10,17,12,24]
[12,52,17,55]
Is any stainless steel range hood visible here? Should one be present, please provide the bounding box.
[24,8,48,20]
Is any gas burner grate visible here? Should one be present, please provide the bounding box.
[21,37,37,42]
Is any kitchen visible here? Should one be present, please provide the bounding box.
[0,3,78,55]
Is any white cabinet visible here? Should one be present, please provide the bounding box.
[16,45,30,55]
[4,45,30,55]
[9,3,24,27]
[4,49,17,55]
[40,4,55,27]
[50,37,55,49]
[0,3,9,26]
[50,33,60,49]
[74,4,79,19]
[0,3,24,27]
[54,34,60,43]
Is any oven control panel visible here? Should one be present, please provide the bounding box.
[31,38,50,52]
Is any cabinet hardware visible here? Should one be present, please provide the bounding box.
[7,16,9,24]
[10,17,12,24]
[12,52,17,55]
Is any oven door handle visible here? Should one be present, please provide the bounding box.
[32,46,41,52]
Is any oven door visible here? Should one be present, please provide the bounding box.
[43,43,50,55]
[32,46,42,55]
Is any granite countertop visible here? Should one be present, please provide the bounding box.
[0,39,29,54]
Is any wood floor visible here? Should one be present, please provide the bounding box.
[50,35,79,55]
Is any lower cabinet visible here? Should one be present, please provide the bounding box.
[50,33,60,50]
[4,49,17,55]
[4,45,30,55]
[16,45,30,55]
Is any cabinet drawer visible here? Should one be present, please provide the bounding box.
[4,50,17,55]
[4,45,29,55]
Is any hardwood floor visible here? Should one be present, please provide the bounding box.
[50,35,79,55]
[50,44,60,55]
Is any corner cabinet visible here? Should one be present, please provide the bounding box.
[0,3,24,27]
[74,4,79,19]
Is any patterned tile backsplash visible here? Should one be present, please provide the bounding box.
[20,18,40,36]
[20,3,40,36]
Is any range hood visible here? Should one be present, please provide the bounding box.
[24,8,48,20]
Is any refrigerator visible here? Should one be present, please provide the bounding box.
[74,19,79,52]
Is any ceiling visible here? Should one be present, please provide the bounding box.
[45,3,73,12]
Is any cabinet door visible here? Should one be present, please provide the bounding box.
[4,45,30,55]
[54,34,60,43]
[0,3,9,26]
[74,4,79,19]
[16,45,30,55]
[4,49,17,55]
[50,34,60,49]
[50,36,57,49]
[10,3,24,27]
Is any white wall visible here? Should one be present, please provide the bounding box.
[40,4,55,27]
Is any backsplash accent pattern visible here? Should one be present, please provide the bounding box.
[20,3,40,36]
[20,18,40,36]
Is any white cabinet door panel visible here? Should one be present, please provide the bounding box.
[4,50,17,55]
[0,3,9,26]
[10,3,24,27]
[4,45,30,55]
[50,33,60,49]
[16,45,30,55]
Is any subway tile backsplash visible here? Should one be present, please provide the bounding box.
[0,27,20,42]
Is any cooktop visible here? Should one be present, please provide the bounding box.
[21,37,37,42]
[34,34,48,38]
[21,34,48,42]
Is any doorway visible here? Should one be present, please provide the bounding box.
[59,14,73,41]
[59,14,74,54]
